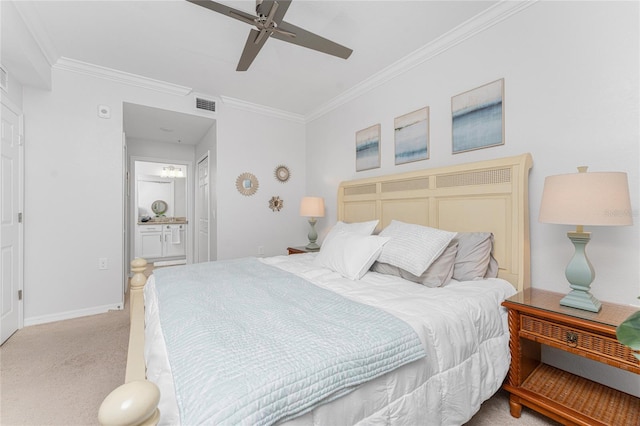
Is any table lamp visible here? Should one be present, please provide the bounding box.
[539,167,632,312]
[299,196,325,250]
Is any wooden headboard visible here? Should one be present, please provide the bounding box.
[338,153,533,291]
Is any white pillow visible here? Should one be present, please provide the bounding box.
[378,220,457,276]
[315,231,389,280]
[322,220,379,246]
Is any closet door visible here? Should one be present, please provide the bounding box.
[197,156,209,263]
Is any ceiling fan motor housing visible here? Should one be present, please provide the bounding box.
[256,0,267,17]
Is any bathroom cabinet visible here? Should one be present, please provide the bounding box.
[162,224,185,258]
[135,223,185,260]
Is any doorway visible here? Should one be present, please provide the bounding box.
[122,102,216,273]
[130,159,190,267]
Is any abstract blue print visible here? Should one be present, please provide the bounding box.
[452,79,504,153]
[356,124,381,171]
[395,107,429,165]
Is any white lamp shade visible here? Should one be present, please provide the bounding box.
[539,171,632,226]
[300,197,325,218]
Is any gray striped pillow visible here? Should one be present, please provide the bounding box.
[378,220,457,276]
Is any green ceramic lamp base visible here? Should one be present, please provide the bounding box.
[306,217,319,251]
[561,230,602,313]
[560,289,602,312]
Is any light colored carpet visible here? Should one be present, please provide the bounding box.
[0,302,557,426]
[0,308,129,426]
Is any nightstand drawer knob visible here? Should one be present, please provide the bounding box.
[566,331,578,347]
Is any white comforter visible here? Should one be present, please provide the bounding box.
[145,253,515,425]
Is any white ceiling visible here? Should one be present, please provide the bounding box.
[7,0,499,116]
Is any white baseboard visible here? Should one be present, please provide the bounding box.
[24,303,123,327]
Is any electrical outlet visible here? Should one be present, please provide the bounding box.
[98,257,108,270]
[258,246,265,255]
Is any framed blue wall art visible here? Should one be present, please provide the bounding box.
[394,107,429,165]
[452,79,504,154]
[355,124,381,171]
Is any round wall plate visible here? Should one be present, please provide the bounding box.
[274,165,290,183]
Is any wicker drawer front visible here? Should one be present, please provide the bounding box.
[520,315,640,373]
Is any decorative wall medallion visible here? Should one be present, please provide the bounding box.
[269,196,284,212]
[236,172,259,196]
[274,165,291,183]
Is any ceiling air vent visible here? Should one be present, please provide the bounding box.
[0,65,8,92]
[196,97,216,113]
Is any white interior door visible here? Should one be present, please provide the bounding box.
[197,155,209,263]
[1,101,23,344]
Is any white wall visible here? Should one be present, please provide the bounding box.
[216,103,307,259]
[306,1,639,395]
[0,0,51,92]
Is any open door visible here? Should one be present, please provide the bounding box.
[1,100,24,344]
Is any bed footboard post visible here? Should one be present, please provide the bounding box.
[99,258,161,426]
[129,257,148,313]
[126,257,149,382]
[99,380,160,426]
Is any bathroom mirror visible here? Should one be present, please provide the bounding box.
[151,200,168,215]
[137,178,174,218]
[236,172,259,196]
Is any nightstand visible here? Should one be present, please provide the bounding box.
[287,246,319,255]
[502,288,639,426]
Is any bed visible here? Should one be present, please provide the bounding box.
[99,153,533,426]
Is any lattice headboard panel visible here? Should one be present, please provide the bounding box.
[338,154,533,291]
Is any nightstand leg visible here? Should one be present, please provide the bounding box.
[509,395,522,418]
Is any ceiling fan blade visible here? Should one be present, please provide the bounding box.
[229,10,257,26]
[272,21,352,60]
[237,29,270,71]
[271,27,296,38]
[254,28,269,45]
[186,0,256,26]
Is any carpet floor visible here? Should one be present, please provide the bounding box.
[0,302,557,425]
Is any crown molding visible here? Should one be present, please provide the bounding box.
[305,0,538,123]
[12,1,59,67]
[54,57,193,96]
[220,96,305,123]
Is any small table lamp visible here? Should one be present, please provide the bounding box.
[539,167,632,312]
[299,196,325,250]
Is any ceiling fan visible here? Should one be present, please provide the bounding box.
[186,0,353,71]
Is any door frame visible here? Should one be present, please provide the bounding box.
[1,95,25,337]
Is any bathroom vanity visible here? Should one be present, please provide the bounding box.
[135,219,187,261]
